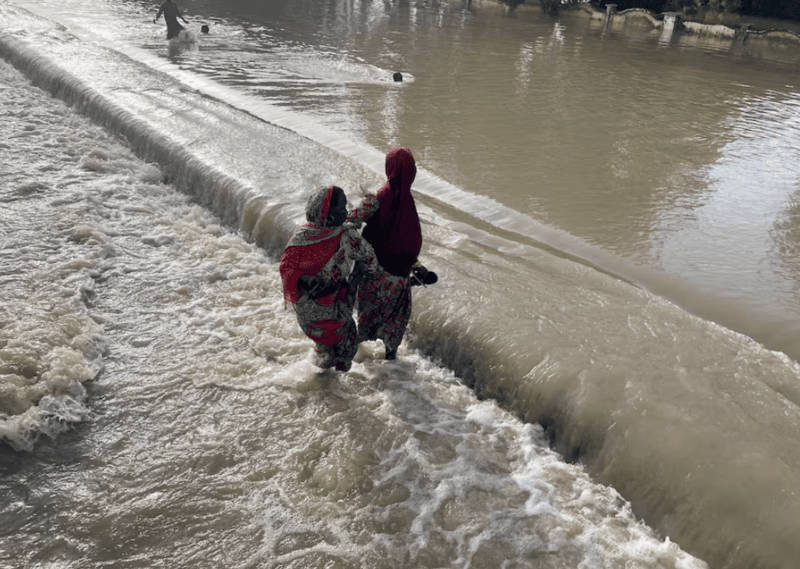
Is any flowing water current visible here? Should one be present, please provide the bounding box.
[2,1,800,568]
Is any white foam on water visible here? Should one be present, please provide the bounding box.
[1,3,797,568]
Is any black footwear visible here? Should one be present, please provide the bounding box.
[411,264,438,286]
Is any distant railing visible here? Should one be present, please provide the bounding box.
[575,3,800,45]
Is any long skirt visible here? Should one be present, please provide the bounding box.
[294,289,358,372]
[356,266,411,356]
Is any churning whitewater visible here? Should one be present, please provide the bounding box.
[3,1,800,568]
[0,54,705,569]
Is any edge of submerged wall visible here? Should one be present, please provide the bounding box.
[0,34,298,259]
[408,287,799,569]
[3,26,799,569]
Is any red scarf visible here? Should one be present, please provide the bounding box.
[362,147,422,277]
[280,186,343,304]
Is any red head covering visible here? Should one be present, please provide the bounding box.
[280,186,345,305]
[362,148,422,277]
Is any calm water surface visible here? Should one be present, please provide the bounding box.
[16,0,800,360]
[4,1,800,568]
[144,0,800,360]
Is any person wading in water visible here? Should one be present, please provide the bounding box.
[347,147,437,360]
[154,0,189,40]
[280,185,377,372]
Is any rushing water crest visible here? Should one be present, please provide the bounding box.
[2,1,800,568]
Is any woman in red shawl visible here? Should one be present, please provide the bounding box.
[347,148,436,360]
[280,185,376,372]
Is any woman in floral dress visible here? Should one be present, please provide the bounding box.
[280,185,376,372]
[347,148,436,360]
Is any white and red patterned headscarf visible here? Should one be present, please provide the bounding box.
[280,185,346,305]
[362,148,422,277]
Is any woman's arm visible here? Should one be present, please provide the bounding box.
[346,194,380,228]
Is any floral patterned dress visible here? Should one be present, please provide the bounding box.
[280,186,376,371]
[347,194,413,358]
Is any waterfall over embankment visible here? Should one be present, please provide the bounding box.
[4,8,800,568]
